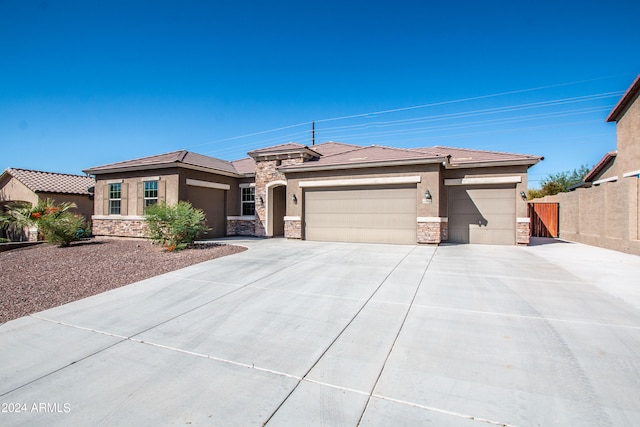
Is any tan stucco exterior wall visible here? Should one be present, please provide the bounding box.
[0,176,39,205]
[93,169,180,216]
[613,91,640,177]
[531,179,640,255]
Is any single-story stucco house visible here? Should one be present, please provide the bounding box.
[83,142,541,245]
[0,168,95,241]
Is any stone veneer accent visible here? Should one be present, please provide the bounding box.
[254,157,304,237]
[227,217,256,236]
[92,217,147,238]
[417,217,448,244]
[516,218,530,245]
[284,217,302,239]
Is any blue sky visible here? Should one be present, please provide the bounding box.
[1,0,639,187]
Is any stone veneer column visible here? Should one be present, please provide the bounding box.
[417,217,448,244]
[284,216,302,239]
[253,158,303,237]
[516,217,531,245]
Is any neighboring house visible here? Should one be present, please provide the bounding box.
[533,74,640,255]
[84,142,541,245]
[0,168,95,241]
[576,74,640,186]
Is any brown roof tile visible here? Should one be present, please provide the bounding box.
[4,168,95,195]
[231,157,256,175]
[412,146,542,165]
[309,142,363,156]
[84,150,238,175]
[280,145,444,171]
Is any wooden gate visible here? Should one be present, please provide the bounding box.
[529,203,559,238]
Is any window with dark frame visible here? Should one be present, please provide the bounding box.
[109,183,121,215]
[241,187,255,216]
[144,181,158,211]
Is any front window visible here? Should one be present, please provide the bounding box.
[144,181,158,211]
[241,187,255,216]
[109,183,121,215]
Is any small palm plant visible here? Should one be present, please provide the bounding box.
[0,199,86,247]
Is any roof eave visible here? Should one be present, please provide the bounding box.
[248,147,321,160]
[445,158,542,169]
[280,157,446,173]
[607,74,640,122]
[584,152,616,182]
[84,162,243,178]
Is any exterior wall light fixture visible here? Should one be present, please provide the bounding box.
[259,196,264,205]
[520,191,527,201]
[291,194,297,203]
[424,189,432,200]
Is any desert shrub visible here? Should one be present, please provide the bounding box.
[145,201,209,251]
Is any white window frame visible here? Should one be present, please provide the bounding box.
[109,183,122,215]
[241,186,255,216]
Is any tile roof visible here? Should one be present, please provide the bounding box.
[231,157,256,175]
[280,145,445,171]
[412,146,542,165]
[607,74,640,122]
[3,168,95,195]
[309,142,362,156]
[280,144,541,171]
[84,150,238,175]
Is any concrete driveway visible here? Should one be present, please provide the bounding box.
[1,238,640,426]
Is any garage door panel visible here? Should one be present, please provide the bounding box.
[448,185,515,245]
[305,186,416,244]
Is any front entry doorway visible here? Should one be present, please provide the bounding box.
[268,184,286,237]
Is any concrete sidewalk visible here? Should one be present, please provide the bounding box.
[1,238,639,426]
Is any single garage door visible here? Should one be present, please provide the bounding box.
[186,186,226,238]
[448,184,516,245]
[304,185,416,244]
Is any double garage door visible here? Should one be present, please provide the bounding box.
[448,184,516,245]
[304,185,416,245]
[303,184,517,245]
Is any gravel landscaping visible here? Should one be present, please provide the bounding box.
[0,237,247,324]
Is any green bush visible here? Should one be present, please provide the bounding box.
[37,211,86,247]
[145,201,209,251]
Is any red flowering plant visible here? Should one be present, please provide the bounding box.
[0,199,86,247]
